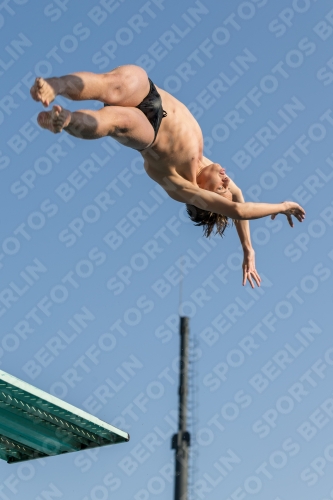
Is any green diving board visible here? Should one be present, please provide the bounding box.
[0,370,129,464]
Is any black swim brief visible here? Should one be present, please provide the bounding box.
[135,78,167,150]
[104,78,167,150]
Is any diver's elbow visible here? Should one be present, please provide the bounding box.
[232,203,246,220]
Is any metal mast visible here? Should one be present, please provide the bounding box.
[172,316,191,500]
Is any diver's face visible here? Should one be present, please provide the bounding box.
[197,163,233,201]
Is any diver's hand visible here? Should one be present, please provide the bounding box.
[271,201,306,227]
[242,248,261,288]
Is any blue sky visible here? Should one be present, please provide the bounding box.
[1,1,333,499]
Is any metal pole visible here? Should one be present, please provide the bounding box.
[172,316,191,500]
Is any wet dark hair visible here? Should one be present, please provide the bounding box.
[186,204,230,238]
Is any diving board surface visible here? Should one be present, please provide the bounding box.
[0,370,129,464]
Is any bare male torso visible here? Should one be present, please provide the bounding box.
[140,86,206,187]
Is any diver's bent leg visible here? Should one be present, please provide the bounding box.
[30,65,150,108]
[37,105,155,149]
[37,105,112,138]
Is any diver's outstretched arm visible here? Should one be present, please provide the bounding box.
[165,175,306,223]
[228,179,261,288]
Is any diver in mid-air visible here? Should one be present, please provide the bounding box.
[30,64,305,288]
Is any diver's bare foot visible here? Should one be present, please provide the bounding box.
[30,77,59,107]
[37,105,71,133]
